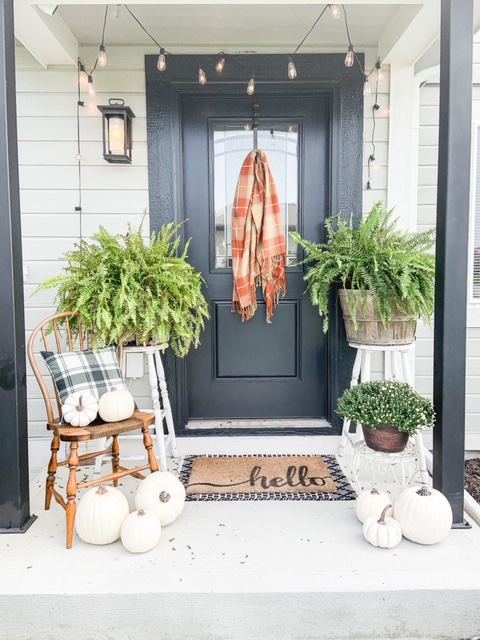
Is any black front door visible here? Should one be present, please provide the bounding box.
[182,94,330,421]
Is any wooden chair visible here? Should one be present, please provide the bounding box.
[27,311,159,548]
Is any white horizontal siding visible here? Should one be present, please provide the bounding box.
[417,79,480,447]
[17,47,153,441]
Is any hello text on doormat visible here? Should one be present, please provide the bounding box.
[179,455,356,501]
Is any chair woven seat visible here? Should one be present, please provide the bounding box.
[48,411,155,441]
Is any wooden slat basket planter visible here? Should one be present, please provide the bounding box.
[338,290,417,347]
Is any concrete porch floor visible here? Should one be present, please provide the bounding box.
[2,436,480,640]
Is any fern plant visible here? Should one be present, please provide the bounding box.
[35,221,210,357]
[290,201,436,333]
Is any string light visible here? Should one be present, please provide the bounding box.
[79,1,384,129]
[345,45,354,68]
[87,75,95,97]
[79,63,88,87]
[329,4,341,20]
[375,59,384,83]
[287,58,297,80]
[366,66,383,189]
[363,75,371,96]
[215,56,226,74]
[98,45,107,67]
[157,48,166,72]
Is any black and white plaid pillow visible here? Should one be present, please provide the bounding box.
[41,345,129,406]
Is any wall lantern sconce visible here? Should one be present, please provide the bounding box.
[97,98,135,164]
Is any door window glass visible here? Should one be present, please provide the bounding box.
[213,121,299,269]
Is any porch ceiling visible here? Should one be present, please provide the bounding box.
[54,3,402,50]
[14,0,435,68]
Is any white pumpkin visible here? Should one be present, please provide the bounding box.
[135,471,186,526]
[363,504,402,549]
[98,386,135,422]
[394,485,453,545]
[75,484,129,545]
[121,509,162,553]
[355,487,393,524]
[62,392,98,427]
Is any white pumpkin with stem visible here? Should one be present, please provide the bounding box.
[355,487,393,523]
[121,509,162,553]
[62,392,98,426]
[394,485,453,545]
[363,504,402,549]
[135,471,186,526]
[98,386,135,422]
[75,485,129,545]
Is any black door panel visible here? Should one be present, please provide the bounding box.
[182,94,330,419]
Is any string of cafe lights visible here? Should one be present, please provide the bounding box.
[76,3,384,96]
[75,3,385,188]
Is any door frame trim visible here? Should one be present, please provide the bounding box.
[145,53,364,435]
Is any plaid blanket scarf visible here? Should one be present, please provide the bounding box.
[231,149,287,322]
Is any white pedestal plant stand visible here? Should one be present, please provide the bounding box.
[123,345,178,471]
[338,342,429,488]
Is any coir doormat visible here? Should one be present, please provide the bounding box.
[179,454,356,502]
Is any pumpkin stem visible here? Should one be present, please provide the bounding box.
[137,509,146,516]
[370,488,380,495]
[76,395,84,412]
[416,485,432,497]
[377,504,392,525]
[96,485,108,495]
[159,491,171,503]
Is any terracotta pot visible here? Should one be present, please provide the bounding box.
[362,423,409,453]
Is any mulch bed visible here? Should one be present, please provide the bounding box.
[465,458,480,503]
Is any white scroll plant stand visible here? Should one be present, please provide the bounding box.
[338,342,429,490]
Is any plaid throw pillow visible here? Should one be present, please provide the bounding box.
[41,345,129,406]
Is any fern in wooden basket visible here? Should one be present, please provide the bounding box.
[35,220,210,357]
[290,201,436,333]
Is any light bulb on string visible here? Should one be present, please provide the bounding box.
[369,154,382,172]
[328,4,341,20]
[345,45,354,68]
[79,63,88,87]
[287,58,297,80]
[363,75,371,96]
[75,152,82,161]
[87,75,95,97]
[198,68,207,85]
[247,78,255,95]
[110,5,121,19]
[98,45,107,67]
[215,56,226,74]
[157,48,166,72]
[375,59,384,83]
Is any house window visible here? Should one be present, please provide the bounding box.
[473,125,480,299]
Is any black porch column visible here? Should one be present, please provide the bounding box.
[0,0,36,532]
[433,0,473,525]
